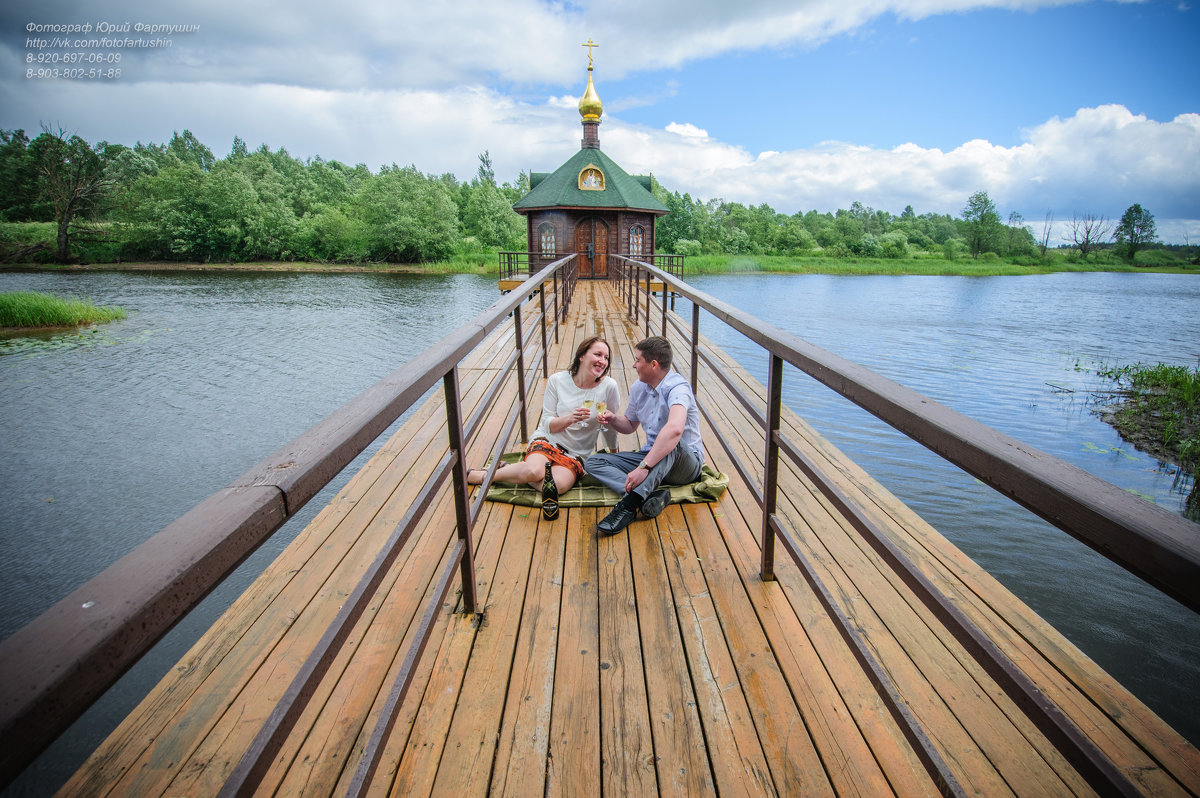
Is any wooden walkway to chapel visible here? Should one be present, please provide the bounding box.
[62,279,1200,796]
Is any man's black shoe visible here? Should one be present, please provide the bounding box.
[640,488,670,519]
[597,504,638,537]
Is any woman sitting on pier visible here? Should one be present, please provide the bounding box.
[468,335,622,520]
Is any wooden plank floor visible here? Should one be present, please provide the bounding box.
[63,280,1200,797]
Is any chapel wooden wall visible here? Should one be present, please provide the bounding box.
[525,209,657,262]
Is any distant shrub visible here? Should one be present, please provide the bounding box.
[979,251,1001,262]
[852,234,882,258]
[0,222,56,263]
[673,238,703,257]
[879,231,909,259]
[943,238,965,261]
[1134,248,1184,267]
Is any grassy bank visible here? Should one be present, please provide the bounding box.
[681,253,1197,276]
[3,224,1196,277]
[1092,360,1199,518]
[5,253,1196,277]
[0,291,127,329]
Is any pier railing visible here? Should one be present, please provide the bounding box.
[0,254,578,790]
[611,259,1200,615]
[614,256,1200,798]
[498,250,571,281]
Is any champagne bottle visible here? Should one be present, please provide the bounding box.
[541,461,559,521]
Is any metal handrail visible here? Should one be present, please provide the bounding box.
[618,259,1200,613]
[0,254,578,789]
[615,261,1196,795]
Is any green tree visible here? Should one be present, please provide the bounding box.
[653,189,699,253]
[463,152,523,250]
[0,129,44,221]
[1114,203,1158,263]
[28,127,122,262]
[165,129,215,171]
[879,231,909,258]
[961,190,1002,259]
[771,215,816,254]
[851,233,882,257]
[356,165,461,262]
[119,162,207,259]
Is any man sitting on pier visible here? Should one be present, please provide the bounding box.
[588,335,705,536]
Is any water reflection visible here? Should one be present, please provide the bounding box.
[683,272,1200,746]
[1,269,1197,794]
[0,270,501,796]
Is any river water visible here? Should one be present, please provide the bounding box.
[1,269,1198,793]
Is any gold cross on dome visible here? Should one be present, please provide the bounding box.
[581,38,599,68]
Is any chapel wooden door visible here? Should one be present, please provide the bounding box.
[574,218,609,278]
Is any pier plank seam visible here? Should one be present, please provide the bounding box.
[61,309,530,797]
[60,392,455,797]
[657,295,1200,792]
[686,326,1113,792]
[61,280,1200,798]
[158,370,516,794]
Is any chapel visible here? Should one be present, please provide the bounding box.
[511,41,669,279]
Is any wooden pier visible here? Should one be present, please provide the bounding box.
[54,278,1200,796]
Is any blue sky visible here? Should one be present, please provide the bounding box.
[603,3,1197,152]
[2,0,1198,241]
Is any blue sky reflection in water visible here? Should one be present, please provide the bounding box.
[681,271,1200,746]
[0,271,501,637]
[0,270,504,796]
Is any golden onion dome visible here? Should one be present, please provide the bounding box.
[579,66,603,121]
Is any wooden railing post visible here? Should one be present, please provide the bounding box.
[690,302,700,391]
[761,353,783,581]
[660,275,668,337]
[539,286,549,379]
[553,270,560,333]
[632,264,640,324]
[644,269,652,336]
[513,305,529,443]
[443,367,478,613]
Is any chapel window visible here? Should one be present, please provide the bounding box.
[630,224,644,258]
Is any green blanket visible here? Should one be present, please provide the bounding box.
[482,452,728,508]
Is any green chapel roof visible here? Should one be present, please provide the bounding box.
[512,147,668,214]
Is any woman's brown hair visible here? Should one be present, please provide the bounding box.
[569,336,611,382]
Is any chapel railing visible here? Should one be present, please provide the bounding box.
[499,251,570,280]
[612,256,1200,797]
[0,254,578,791]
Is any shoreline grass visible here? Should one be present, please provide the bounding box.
[679,253,1196,277]
[4,252,1194,277]
[1092,360,1199,518]
[0,291,127,329]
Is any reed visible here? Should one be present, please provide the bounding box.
[1094,359,1200,518]
[0,291,127,328]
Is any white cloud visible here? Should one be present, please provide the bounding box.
[3,0,1100,90]
[3,3,1195,240]
[666,122,708,138]
[598,104,1200,234]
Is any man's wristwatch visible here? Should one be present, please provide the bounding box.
[638,460,652,470]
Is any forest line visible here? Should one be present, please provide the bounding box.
[0,127,1189,269]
